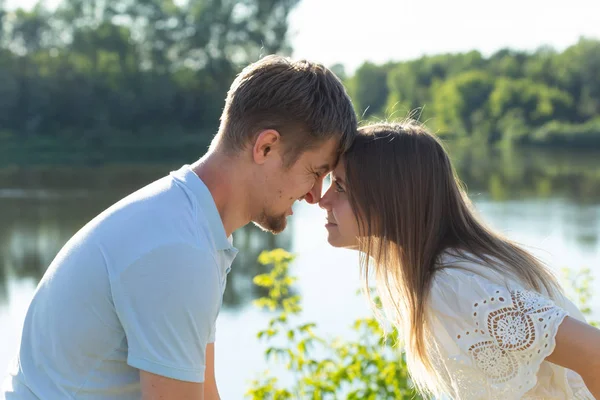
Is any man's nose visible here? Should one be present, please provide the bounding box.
[304,177,324,204]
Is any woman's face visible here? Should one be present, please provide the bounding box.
[319,159,361,249]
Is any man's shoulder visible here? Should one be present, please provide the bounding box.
[86,171,219,274]
[95,172,201,236]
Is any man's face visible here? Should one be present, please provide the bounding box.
[253,138,339,234]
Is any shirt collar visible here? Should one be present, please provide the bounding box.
[170,165,234,251]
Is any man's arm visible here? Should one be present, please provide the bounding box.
[204,343,220,400]
[111,244,222,399]
[141,371,204,400]
[140,343,218,400]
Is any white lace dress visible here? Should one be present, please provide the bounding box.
[428,254,595,399]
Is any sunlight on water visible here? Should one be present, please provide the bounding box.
[0,146,599,398]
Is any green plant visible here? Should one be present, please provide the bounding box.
[246,249,420,400]
[561,267,599,328]
[246,250,598,399]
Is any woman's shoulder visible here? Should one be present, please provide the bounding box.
[431,249,588,325]
[432,251,521,289]
[429,251,546,313]
[428,262,581,400]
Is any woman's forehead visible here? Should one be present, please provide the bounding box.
[331,161,346,178]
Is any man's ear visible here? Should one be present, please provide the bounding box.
[252,129,281,165]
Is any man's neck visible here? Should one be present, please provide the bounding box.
[191,151,251,237]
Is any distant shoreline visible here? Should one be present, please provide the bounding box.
[1,122,598,167]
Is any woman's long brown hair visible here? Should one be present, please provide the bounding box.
[343,121,562,396]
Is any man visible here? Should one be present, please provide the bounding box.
[3,55,357,399]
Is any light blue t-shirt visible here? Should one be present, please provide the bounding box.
[3,165,238,399]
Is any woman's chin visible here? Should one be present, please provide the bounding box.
[326,235,358,250]
[325,235,343,248]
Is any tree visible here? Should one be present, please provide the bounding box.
[349,62,389,118]
[489,78,573,127]
[432,70,495,138]
[556,38,600,120]
[0,0,301,138]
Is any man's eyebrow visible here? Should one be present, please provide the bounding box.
[316,164,330,172]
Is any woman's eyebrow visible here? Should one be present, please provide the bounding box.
[333,176,345,185]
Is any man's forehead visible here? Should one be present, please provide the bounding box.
[314,163,331,172]
[303,138,340,169]
[309,152,337,170]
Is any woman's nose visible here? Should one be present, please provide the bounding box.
[319,187,332,210]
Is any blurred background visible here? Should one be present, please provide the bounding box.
[0,0,599,398]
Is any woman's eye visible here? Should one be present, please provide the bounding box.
[334,181,345,193]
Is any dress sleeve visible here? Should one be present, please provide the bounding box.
[428,269,569,399]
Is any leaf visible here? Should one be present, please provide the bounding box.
[253,274,274,287]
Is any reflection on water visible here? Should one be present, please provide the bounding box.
[449,145,600,205]
[0,165,292,308]
[1,146,599,399]
[0,146,599,309]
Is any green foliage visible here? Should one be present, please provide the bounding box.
[561,267,599,328]
[432,70,495,139]
[2,2,599,153]
[0,0,299,140]
[348,62,390,119]
[488,78,573,127]
[348,38,600,147]
[246,249,420,400]
[529,117,600,148]
[247,250,599,399]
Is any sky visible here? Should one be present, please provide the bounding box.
[5,0,600,73]
[287,0,600,72]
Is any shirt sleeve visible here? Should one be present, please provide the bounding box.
[428,269,569,399]
[111,243,221,383]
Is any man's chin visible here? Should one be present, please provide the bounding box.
[253,215,288,234]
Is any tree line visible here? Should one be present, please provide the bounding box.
[0,0,299,140]
[346,38,600,147]
[0,1,599,150]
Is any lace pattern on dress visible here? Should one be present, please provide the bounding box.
[451,288,568,399]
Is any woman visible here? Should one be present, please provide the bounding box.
[319,121,599,399]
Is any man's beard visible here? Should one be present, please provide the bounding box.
[253,209,288,234]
